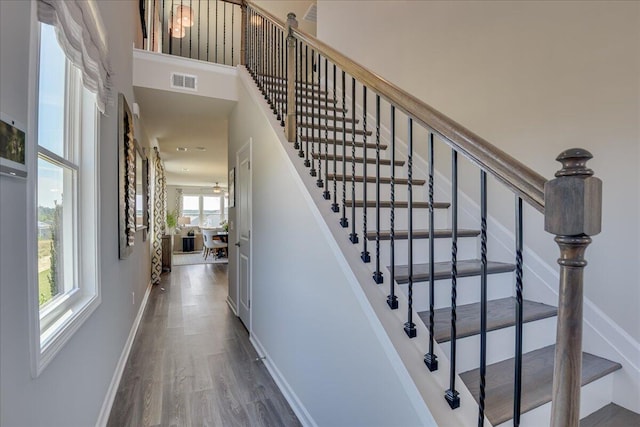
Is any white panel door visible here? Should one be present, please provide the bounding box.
[237,141,252,330]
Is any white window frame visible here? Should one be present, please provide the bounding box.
[27,18,101,377]
[182,192,227,226]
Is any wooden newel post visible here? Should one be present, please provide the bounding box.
[285,12,298,143]
[544,148,602,427]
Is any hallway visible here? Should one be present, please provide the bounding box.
[107,264,301,426]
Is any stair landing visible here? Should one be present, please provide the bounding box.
[580,403,640,427]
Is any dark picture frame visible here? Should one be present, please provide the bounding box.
[0,112,27,178]
[118,94,136,259]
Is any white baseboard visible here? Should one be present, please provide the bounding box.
[250,334,317,427]
[95,280,153,427]
[226,295,238,316]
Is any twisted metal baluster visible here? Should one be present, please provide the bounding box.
[404,118,416,338]
[361,86,370,261]
[445,149,460,410]
[340,70,348,228]
[293,40,300,151]
[331,64,339,212]
[322,57,330,197]
[373,95,383,284]
[349,77,358,243]
[424,132,438,371]
[478,170,488,426]
[309,50,317,177]
[514,197,524,426]
[304,45,310,166]
[387,105,397,309]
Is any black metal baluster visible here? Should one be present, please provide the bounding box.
[215,0,218,63]
[340,70,348,228]
[322,57,330,198]
[231,5,234,65]
[373,95,383,283]
[197,0,200,60]
[361,86,370,261]
[297,41,304,158]
[445,149,460,409]
[223,1,226,64]
[349,77,358,244]
[317,55,324,187]
[293,39,300,151]
[478,170,488,426]
[404,118,416,338]
[424,132,438,371]
[310,50,317,177]
[169,0,174,54]
[206,0,210,61]
[387,105,397,308]
[304,46,310,166]
[281,29,285,127]
[331,64,339,212]
[514,196,524,426]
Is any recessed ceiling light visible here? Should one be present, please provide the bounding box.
[182,168,189,172]
[195,146,207,151]
[176,147,188,152]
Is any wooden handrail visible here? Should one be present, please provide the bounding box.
[245,0,546,212]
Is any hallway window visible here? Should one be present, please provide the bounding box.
[30,23,100,376]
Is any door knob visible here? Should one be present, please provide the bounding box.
[235,242,241,247]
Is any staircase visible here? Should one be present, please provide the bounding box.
[141,1,640,425]
[239,5,640,426]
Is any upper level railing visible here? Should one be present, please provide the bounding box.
[142,2,603,425]
[143,0,242,66]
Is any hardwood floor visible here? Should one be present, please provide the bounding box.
[107,264,301,427]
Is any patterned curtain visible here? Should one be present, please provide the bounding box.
[176,188,183,217]
[151,148,166,284]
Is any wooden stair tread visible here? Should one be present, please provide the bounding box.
[312,153,403,166]
[366,228,480,240]
[302,139,387,150]
[328,174,420,185]
[417,297,557,343]
[580,403,640,427]
[392,259,514,284]
[299,112,359,123]
[345,200,450,209]
[301,123,372,135]
[296,104,346,112]
[460,345,622,426]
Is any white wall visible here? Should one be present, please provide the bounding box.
[0,1,151,426]
[226,71,435,427]
[317,0,640,342]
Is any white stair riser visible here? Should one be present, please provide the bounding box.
[397,271,515,312]
[494,374,614,427]
[344,207,450,230]
[371,237,478,266]
[440,316,558,373]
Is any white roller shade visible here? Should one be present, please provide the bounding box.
[37,0,113,113]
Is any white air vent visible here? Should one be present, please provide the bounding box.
[171,72,197,91]
[303,3,317,23]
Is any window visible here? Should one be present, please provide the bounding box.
[181,193,227,227]
[30,23,100,375]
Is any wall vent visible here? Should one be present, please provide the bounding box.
[303,4,317,23]
[171,72,197,91]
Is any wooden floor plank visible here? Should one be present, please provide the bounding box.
[417,297,557,342]
[460,345,622,426]
[580,403,640,427]
[107,264,301,427]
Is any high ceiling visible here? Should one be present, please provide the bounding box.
[133,1,316,189]
[134,86,235,188]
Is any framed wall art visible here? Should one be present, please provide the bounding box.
[118,93,136,259]
[0,112,27,178]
